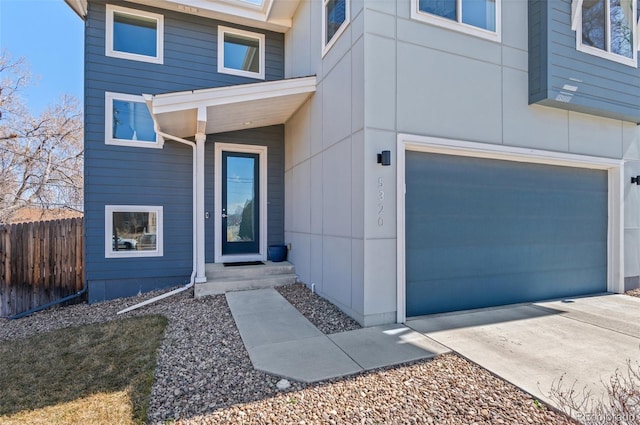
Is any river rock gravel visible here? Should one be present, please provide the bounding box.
[276,283,361,334]
[627,288,640,299]
[0,285,576,424]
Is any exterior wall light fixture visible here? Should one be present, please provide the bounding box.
[377,150,391,166]
[632,176,640,185]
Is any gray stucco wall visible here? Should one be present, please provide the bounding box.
[284,0,370,323]
[284,0,640,324]
[85,0,285,301]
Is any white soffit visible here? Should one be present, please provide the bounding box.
[145,76,316,137]
[132,0,297,31]
[65,0,299,31]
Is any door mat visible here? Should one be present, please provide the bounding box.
[223,261,264,267]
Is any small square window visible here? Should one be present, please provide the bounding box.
[105,206,163,258]
[574,0,638,66]
[322,0,350,56]
[105,92,161,148]
[106,4,164,64]
[217,26,265,79]
[412,0,501,42]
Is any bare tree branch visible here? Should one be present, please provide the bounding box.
[0,51,83,224]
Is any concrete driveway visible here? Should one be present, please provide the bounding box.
[407,294,640,410]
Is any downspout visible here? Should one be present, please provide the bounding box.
[9,286,88,320]
[117,112,199,314]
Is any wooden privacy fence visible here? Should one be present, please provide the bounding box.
[0,218,84,318]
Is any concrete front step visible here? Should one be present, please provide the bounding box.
[205,261,294,279]
[195,274,297,297]
[195,261,298,297]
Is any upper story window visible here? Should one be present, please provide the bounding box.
[322,0,350,56]
[218,26,265,79]
[106,4,164,64]
[573,0,638,66]
[411,0,501,42]
[105,92,161,149]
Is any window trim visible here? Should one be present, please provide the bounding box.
[410,0,502,43]
[217,26,266,80]
[105,4,164,64]
[322,0,351,57]
[105,205,164,258]
[572,0,638,67]
[105,92,162,149]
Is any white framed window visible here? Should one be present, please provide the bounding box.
[322,0,351,56]
[572,0,638,67]
[106,4,164,64]
[105,92,161,148]
[105,206,163,258]
[217,26,265,79]
[411,0,501,43]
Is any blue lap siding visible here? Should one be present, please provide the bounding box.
[528,0,640,123]
[84,0,285,301]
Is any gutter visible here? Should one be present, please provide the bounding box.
[117,120,199,314]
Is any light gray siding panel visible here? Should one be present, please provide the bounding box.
[84,0,285,301]
[529,0,640,123]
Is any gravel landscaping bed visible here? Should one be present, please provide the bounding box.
[276,283,361,334]
[626,288,640,299]
[1,285,576,424]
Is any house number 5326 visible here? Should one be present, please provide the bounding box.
[377,177,384,227]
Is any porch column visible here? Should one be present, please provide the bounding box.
[195,129,207,283]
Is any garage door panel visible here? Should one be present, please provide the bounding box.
[405,151,608,316]
[407,216,606,248]
[408,153,608,191]
[407,181,607,216]
[407,242,607,281]
[406,266,608,316]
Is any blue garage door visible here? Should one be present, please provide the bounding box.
[405,151,608,317]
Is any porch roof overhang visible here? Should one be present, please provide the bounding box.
[143,76,316,139]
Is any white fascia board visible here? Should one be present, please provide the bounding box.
[64,0,88,18]
[400,134,623,170]
[168,0,267,20]
[132,0,293,31]
[148,77,317,114]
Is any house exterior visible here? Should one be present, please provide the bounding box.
[66,0,640,326]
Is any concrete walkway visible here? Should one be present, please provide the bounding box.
[407,294,640,408]
[226,288,449,382]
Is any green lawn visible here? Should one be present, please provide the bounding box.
[0,315,167,425]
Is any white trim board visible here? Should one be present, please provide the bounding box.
[105,92,163,149]
[321,0,351,57]
[105,4,164,64]
[217,25,266,80]
[105,205,164,258]
[214,143,268,263]
[410,0,502,43]
[396,134,624,323]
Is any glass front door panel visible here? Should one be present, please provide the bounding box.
[222,152,259,255]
